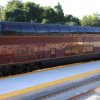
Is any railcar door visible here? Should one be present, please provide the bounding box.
[50,48,56,58]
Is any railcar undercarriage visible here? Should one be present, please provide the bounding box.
[0,53,100,77]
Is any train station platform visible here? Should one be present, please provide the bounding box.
[0,61,100,100]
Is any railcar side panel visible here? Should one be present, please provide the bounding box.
[0,35,99,65]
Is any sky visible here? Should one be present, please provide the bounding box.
[0,0,100,19]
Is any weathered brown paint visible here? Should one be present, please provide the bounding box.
[0,34,100,65]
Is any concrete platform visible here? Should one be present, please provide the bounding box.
[0,61,100,100]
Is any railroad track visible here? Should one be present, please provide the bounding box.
[68,87,100,100]
[35,75,100,100]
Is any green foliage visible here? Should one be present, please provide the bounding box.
[6,0,23,10]
[1,0,24,21]
[65,22,77,26]
[42,19,49,24]
[0,6,4,20]
[1,0,100,27]
[42,6,56,23]
[0,8,2,20]
[81,14,100,27]
[1,0,80,25]
[54,2,64,23]
[23,2,44,22]
[1,0,44,22]
[42,2,65,24]
[3,8,25,22]
[64,15,81,25]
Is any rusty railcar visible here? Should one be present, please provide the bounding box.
[0,21,100,76]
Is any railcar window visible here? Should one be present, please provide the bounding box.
[64,48,68,55]
[64,47,71,55]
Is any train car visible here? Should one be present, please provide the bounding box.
[0,21,100,77]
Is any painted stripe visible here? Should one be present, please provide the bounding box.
[0,69,99,99]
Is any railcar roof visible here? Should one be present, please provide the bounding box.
[0,21,100,35]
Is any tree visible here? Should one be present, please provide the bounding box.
[54,2,64,23]
[1,0,44,22]
[3,8,25,22]
[42,6,56,23]
[64,15,81,26]
[0,5,4,20]
[81,14,100,27]
[81,16,93,26]
[0,0,82,25]
[2,0,25,21]
[0,7,2,20]
[42,2,65,24]
[6,0,23,11]
[23,2,44,22]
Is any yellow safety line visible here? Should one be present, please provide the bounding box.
[0,69,100,100]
